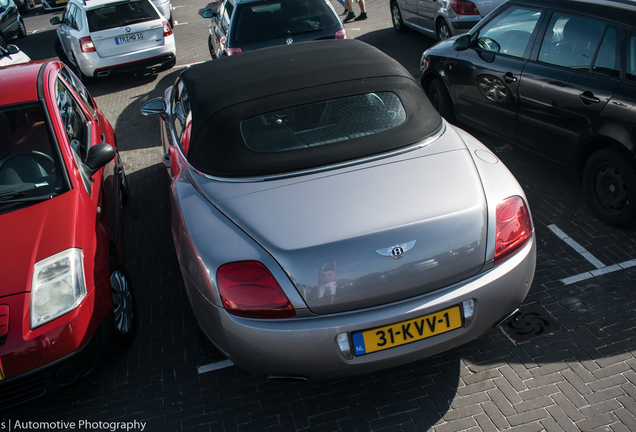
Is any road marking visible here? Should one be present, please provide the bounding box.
[174,21,188,26]
[30,28,47,34]
[549,224,636,285]
[198,359,234,374]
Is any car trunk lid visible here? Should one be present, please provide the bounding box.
[205,142,488,315]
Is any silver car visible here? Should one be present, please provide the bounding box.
[391,0,505,41]
[141,39,536,380]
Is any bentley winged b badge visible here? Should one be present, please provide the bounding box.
[375,240,416,260]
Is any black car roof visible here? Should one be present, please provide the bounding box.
[181,39,442,178]
[181,39,414,128]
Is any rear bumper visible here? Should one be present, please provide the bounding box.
[77,37,176,77]
[193,236,536,379]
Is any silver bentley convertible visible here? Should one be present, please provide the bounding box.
[142,39,536,380]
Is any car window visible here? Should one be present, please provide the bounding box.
[171,80,192,153]
[55,78,93,193]
[59,66,97,119]
[538,13,606,70]
[592,26,620,78]
[63,3,78,29]
[234,0,340,42]
[475,6,542,58]
[220,0,233,33]
[0,102,66,208]
[72,4,84,31]
[241,92,406,152]
[86,0,160,32]
[626,29,636,81]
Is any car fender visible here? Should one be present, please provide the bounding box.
[169,167,309,313]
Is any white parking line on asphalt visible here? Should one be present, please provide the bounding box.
[198,359,234,374]
[548,224,636,285]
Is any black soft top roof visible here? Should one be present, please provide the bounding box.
[181,39,442,178]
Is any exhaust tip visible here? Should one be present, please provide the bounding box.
[96,70,111,77]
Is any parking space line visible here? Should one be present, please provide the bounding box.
[547,224,605,268]
[198,359,234,374]
[549,224,636,285]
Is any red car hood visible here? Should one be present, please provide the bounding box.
[0,191,82,297]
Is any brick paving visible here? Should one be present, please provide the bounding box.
[2,0,636,430]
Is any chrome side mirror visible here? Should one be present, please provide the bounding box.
[141,97,167,119]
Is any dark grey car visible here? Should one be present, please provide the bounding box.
[0,0,26,48]
[141,40,536,380]
[202,0,346,59]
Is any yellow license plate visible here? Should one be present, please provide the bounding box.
[352,305,463,355]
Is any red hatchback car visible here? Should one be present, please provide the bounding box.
[0,60,135,407]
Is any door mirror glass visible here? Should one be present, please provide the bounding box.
[50,16,61,25]
[141,97,167,117]
[454,35,470,51]
[202,9,216,18]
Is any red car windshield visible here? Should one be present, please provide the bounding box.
[0,103,67,213]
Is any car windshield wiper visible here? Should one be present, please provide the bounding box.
[0,192,54,203]
[120,17,149,26]
[287,28,324,36]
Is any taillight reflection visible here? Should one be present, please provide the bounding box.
[450,0,479,15]
[217,261,295,318]
[335,29,347,39]
[494,196,533,265]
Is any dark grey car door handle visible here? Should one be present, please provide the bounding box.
[503,73,518,84]
[579,92,600,104]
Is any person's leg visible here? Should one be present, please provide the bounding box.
[354,0,367,20]
[343,0,356,21]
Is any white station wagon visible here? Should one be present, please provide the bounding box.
[51,0,176,82]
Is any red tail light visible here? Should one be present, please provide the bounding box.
[80,36,95,53]
[494,196,533,265]
[163,20,173,37]
[226,47,243,56]
[217,261,295,318]
[450,0,479,15]
[335,28,347,39]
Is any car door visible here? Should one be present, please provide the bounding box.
[451,5,544,143]
[398,0,421,28]
[212,0,233,57]
[0,0,19,40]
[415,0,438,33]
[517,13,622,165]
[57,2,79,61]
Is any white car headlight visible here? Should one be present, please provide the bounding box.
[31,248,87,329]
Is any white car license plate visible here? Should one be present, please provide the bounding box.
[116,33,144,45]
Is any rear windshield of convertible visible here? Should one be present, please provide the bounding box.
[186,75,442,178]
[241,93,406,153]
[87,0,159,32]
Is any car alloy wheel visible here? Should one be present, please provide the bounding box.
[428,78,454,122]
[437,21,451,41]
[101,258,136,351]
[583,148,636,227]
[391,2,408,34]
[18,18,27,38]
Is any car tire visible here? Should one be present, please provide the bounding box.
[71,53,95,85]
[437,20,451,41]
[428,78,454,122]
[583,148,636,227]
[391,1,408,34]
[101,257,136,352]
[119,160,130,205]
[169,15,174,28]
[208,35,217,59]
[54,37,68,63]
[17,18,27,38]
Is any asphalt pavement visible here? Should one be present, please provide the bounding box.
[2,0,636,430]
